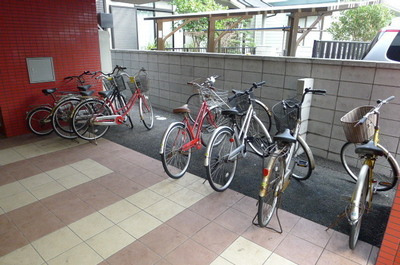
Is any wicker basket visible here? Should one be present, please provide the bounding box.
[340,106,376,143]
[272,99,299,133]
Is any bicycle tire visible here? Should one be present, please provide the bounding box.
[139,95,154,130]
[290,136,314,180]
[160,122,192,179]
[186,93,201,123]
[341,142,398,191]
[72,99,111,141]
[52,98,81,139]
[205,126,238,192]
[27,106,53,135]
[349,164,369,249]
[253,99,272,132]
[258,154,284,227]
[247,115,272,156]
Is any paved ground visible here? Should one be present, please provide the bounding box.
[104,107,396,247]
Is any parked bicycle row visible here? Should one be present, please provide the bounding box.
[159,75,400,250]
[26,65,154,141]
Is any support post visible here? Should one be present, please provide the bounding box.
[286,13,300,56]
[157,21,165,50]
[207,18,216,52]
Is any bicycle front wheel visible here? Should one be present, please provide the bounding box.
[258,155,284,227]
[52,98,80,139]
[72,99,111,141]
[160,122,192,179]
[139,95,154,130]
[349,164,369,249]
[253,99,272,132]
[27,107,53,135]
[247,115,272,156]
[205,126,237,192]
[341,142,398,191]
[186,93,201,123]
[290,136,314,180]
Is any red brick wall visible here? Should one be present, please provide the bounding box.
[0,0,101,137]
[377,186,400,264]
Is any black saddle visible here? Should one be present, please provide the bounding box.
[355,141,385,157]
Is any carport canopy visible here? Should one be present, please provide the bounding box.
[144,0,381,56]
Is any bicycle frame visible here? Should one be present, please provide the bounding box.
[92,85,145,126]
[180,101,215,151]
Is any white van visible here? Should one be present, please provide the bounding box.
[362,18,400,62]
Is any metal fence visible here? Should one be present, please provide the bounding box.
[312,40,370,60]
[164,46,256,55]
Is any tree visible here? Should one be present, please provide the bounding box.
[328,4,394,42]
[170,0,252,49]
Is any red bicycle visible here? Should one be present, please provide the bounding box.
[159,76,229,179]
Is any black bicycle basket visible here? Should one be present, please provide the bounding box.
[272,99,299,133]
[229,91,253,114]
[114,74,127,91]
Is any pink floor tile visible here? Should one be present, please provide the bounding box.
[274,234,324,265]
[164,239,218,265]
[291,217,334,247]
[214,207,253,235]
[165,209,210,237]
[107,240,161,265]
[192,222,239,255]
[140,224,188,256]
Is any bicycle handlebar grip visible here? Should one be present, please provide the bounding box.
[253,81,266,88]
[355,117,368,127]
[312,89,326,95]
[385,95,395,102]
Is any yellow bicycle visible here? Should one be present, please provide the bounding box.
[340,96,400,249]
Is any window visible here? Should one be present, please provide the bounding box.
[387,32,400,62]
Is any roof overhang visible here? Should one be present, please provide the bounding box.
[110,0,156,5]
[144,0,381,21]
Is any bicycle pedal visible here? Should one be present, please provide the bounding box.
[296,160,308,167]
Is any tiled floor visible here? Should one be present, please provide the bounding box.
[0,134,379,265]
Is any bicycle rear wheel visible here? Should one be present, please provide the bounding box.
[52,98,80,139]
[72,99,111,141]
[258,154,284,227]
[341,142,398,191]
[139,95,154,130]
[186,93,201,123]
[27,107,53,135]
[290,136,314,180]
[160,122,192,179]
[349,164,369,249]
[205,126,237,192]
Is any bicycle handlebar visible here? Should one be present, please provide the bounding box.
[355,95,395,126]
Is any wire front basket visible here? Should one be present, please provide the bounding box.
[229,92,253,114]
[340,106,376,143]
[102,77,115,91]
[199,87,229,109]
[272,99,299,133]
[114,75,127,91]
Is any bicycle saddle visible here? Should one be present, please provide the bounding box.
[355,140,385,157]
[274,128,296,144]
[221,107,240,116]
[98,90,113,98]
[42,88,57,95]
[173,104,190,114]
[77,85,92,91]
[80,90,94,97]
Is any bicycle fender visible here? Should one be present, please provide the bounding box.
[159,122,185,154]
[378,144,400,178]
[297,135,316,170]
[204,126,234,167]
